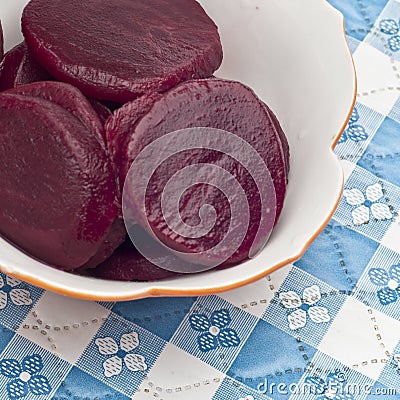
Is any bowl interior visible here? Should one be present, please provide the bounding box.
[0,0,356,300]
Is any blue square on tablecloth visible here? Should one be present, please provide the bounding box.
[333,166,398,242]
[112,296,197,341]
[328,0,389,41]
[170,295,258,373]
[76,312,166,398]
[0,334,71,400]
[353,246,400,319]
[335,103,385,164]
[213,377,273,400]
[52,366,130,400]
[0,326,14,355]
[0,273,43,331]
[261,267,346,348]
[295,220,379,292]
[364,0,400,60]
[358,116,400,188]
[227,319,317,400]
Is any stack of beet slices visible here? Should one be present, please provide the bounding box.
[0,0,289,281]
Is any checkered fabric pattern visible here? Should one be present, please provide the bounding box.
[2,1,400,399]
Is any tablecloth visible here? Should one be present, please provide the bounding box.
[2,1,400,399]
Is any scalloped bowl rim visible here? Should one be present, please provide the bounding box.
[0,0,357,301]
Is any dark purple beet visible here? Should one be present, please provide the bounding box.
[89,98,112,127]
[106,93,162,168]
[91,239,179,281]
[116,78,288,268]
[0,42,52,92]
[83,218,126,268]
[21,0,223,102]
[0,93,119,270]
[5,81,105,148]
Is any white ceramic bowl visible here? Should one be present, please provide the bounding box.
[0,0,356,300]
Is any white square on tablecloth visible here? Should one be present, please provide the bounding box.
[381,215,400,253]
[133,343,225,400]
[17,291,110,364]
[353,42,400,116]
[318,296,400,380]
[340,159,357,182]
[219,264,292,319]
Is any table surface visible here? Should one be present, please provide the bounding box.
[1,1,400,399]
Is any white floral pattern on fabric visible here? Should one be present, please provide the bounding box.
[0,275,32,310]
[239,396,254,400]
[343,183,393,226]
[279,285,330,330]
[95,332,147,378]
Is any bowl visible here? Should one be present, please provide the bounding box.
[0,0,356,300]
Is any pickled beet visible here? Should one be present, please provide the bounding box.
[89,99,112,127]
[91,239,179,281]
[0,93,119,270]
[106,93,162,168]
[22,0,223,102]
[0,42,52,91]
[112,78,288,268]
[5,81,105,148]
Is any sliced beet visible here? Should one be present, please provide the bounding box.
[21,0,223,102]
[0,93,119,270]
[117,78,288,268]
[0,42,52,91]
[89,99,112,127]
[91,239,179,281]
[106,93,163,168]
[83,218,126,268]
[5,81,105,148]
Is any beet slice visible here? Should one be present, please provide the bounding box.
[5,81,105,148]
[21,0,223,102]
[0,93,119,270]
[83,218,126,268]
[0,42,52,91]
[4,81,125,267]
[91,239,179,281]
[89,99,112,127]
[116,78,288,268]
[106,93,163,168]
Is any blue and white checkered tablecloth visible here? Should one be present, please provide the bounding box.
[2,1,400,399]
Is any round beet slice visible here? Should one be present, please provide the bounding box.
[91,239,179,282]
[118,78,288,268]
[21,0,223,103]
[4,81,125,267]
[0,93,119,270]
[0,21,3,61]
[106,93,163,168]
[0,42,52,92]
[5,81,105,148]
